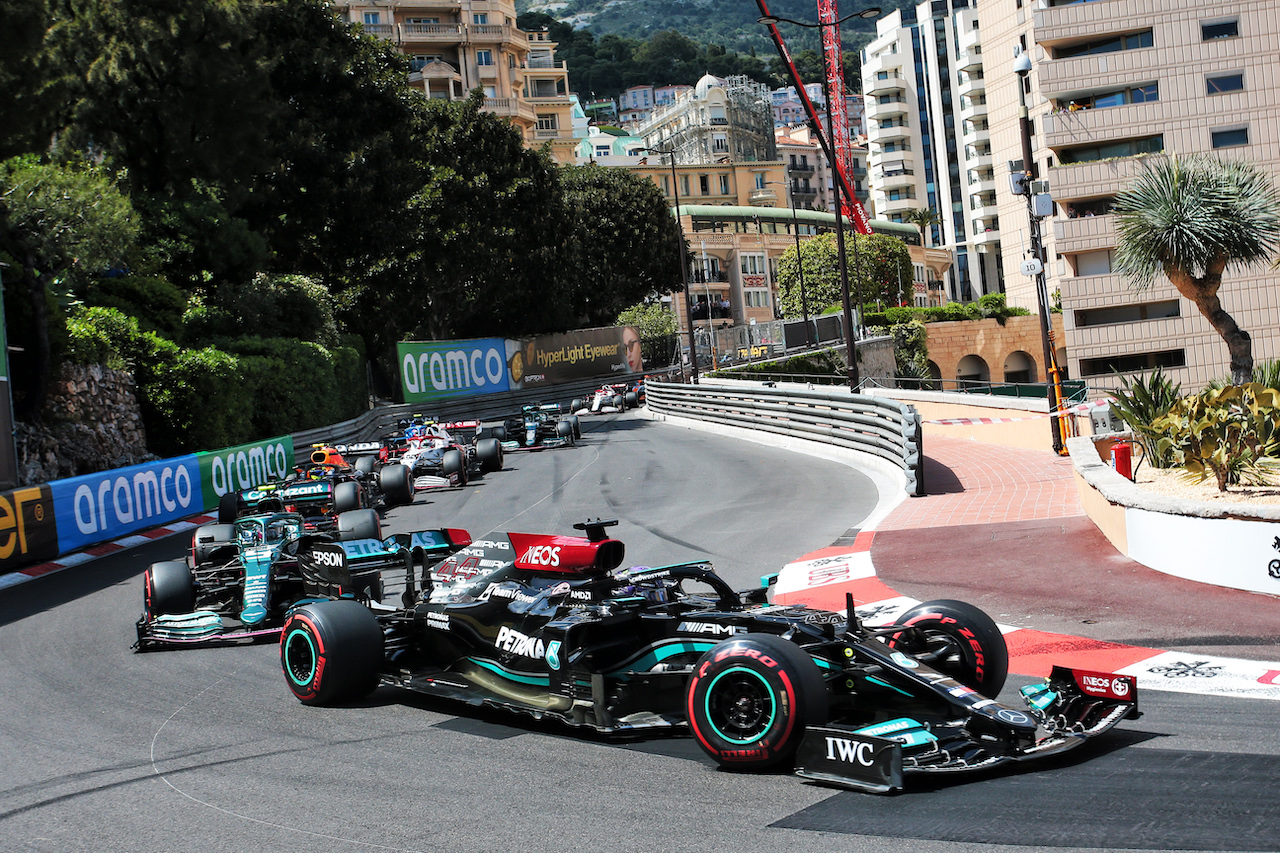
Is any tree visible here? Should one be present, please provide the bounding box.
[561,165,683,327]
[616,300,678,340]
[344,92,572,359]
[0,0,66,159]
[0,157,139,417]
[1114,154,1280,384]
[903,207,940,246]
[775,232,913,318]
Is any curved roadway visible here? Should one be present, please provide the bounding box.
[1,413,1278,852]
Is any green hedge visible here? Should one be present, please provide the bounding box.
[862,294,1030,328]
[64,307,365,455]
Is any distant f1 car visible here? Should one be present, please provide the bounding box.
[135,510,469,650]
[339,417,503,490]
[570,382,642,416]
[496,404,580,451]
[218,445,414,533]
[279,519,1139,793]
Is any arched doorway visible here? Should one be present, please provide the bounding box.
[1003,350,1036,383]
[956,354,990,388]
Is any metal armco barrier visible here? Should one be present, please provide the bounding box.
[644,380,924,497]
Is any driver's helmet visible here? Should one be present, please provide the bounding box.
[238,522,264,545]
[266,521,290,543]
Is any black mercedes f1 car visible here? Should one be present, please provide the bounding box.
[279,519,1139,793]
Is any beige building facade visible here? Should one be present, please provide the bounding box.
[331,0,579,162]
[978,0,1280,391]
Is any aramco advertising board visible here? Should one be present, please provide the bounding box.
[398,327,642,404]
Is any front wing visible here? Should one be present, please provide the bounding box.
[795,666,1140,793]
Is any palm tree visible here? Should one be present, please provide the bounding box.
[903,207,940,246]
[1113,154,1280,384]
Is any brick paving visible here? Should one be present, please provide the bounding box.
[877,433,1081,530]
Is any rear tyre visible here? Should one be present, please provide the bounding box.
[889,599,1009,698]
[492,425,507,442]
[476,438,503,473]
[379,464,413,505]
[686,634,828,771]
[612,394,625,411]
[570,398,584,414]
[354,456,377,476]
[569,415,581,440]
[333,481,362,513]
[145,561,196,618]
[625,391,639,408]
[281,600,384,705]
[336,508,381,542]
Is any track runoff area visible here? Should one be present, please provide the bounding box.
[774,536,1280,702]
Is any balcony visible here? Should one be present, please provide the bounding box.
[790,183,817,198]
[967,173,996,195]
[957,75,986,98]
[483,97,536,123]
[961,123,989,147]
[879,196,918,215]
[400,23,465,43]
[868,97,909,119]
[1041,101,1164,152]
[971,227,1001,247]
[1034,0,1156,48]
[1048,154,1149,200]
[871,121,910,143]
[467,24,515,43]
[786,161,815,174]
[881,168,916,190]
[361,23,395,38]
[959,98,988,120]
[865,73,907,95]
[862,51,904,79]
[956,49,983,71]
[748,188,778,206]
[969,197,999,221]
[1053,212,1117,255]
[392,0,461,12]
[967,149,993,169]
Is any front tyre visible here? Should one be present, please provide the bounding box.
[889,599,1008,698]
[281,600,384,705]
[144,561,196,618]
[686,634,828,771]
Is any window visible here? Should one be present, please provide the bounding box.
[1074,250,1113,276]
[1059,135,1163,164]
[718,175,730,195]
[1080,350,1185,377]
[754,173,766,190]
[712,134,728,153]
[1201,19,1238,40]
[681,176,690,197]
[699,175,710,196]
[1065,83,1159,110]
[1207,73,1244,94]
[1076,300,1179,328]
[595,146,611,158]
[363,12,380,24]
[740,254,766,275]
[536,114,558,131]
[1055,29,1153,58]
[1211,127,1249,148]
[473,12,488,23]
[476,50,493,66]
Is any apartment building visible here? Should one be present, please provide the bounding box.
[978,0,1280,389]
[861,2,1003,305]
[776,124,872,218]
[633,74,777,165]
[331,1,579,163]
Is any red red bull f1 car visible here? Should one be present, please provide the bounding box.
[279,519,1139,793]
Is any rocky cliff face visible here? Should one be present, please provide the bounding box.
[15,363,154,486]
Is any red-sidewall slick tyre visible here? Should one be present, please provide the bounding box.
[686,634,828,771]
[280,600,384,706]
[888,599,1009,698]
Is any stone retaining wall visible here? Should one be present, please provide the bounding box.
[15,363,152,485]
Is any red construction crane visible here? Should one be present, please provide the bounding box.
[757,0,873,235]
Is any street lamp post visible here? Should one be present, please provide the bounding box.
[766,179,814,347]
[645,146,699,383]
[1014,52,1064,454]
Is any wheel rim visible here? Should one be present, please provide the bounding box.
[704,667,776,744]
[283,627,319,687]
